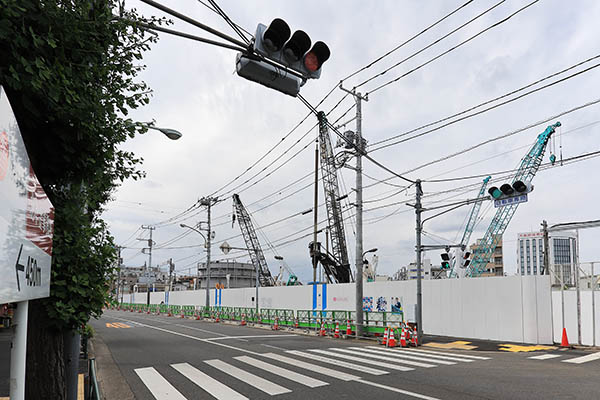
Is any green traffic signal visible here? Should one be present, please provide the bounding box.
[488,187,502,199]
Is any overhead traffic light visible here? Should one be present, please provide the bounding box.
[236,18,331,96]
[461,251,471,268]
[440,252,451,270]
[488,180,533,208]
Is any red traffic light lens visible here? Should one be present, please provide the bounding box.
[304,52,319,72]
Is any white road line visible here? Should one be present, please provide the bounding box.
[412,348,490,360]
[562,351,600,364]
[331,348,436,368]
[384,348,474,362]
[171,362,248,400]
[173,324,229,337]
[529,354,562,360]
[134,367,187,400]
[235,356,328,388]
[106,316,261,355]
[261,344,287,351]
[309,349,414,372]
[358,379,441,400]
[204,359,291,396]
[286,350,389,376]
[261,352,360,381]
[359,347,456,365]
[207,334,298,341]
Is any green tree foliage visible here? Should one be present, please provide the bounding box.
[0,1,167,395]
[0,0,165,328]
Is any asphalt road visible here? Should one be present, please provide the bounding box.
[92,309,600,400]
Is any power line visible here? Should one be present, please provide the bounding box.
[355,0,504,89]
[370,57,600,152]
[340,0,478,83]
[206,0,251,45]
[365,0,540,95]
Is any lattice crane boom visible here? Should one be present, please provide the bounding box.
[314,111,352,283]
[232,194,274,286]
[467,122,561,276]
[449,176,490,278]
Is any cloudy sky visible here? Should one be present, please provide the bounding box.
[105,0,600,283]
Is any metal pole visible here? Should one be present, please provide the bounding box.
[116,246,121,303]
[140,226,155,305]
[355,91,364,337]
[313,140,319,285]
[592,262,596,347]
[415,179,423,344]
[575,230,581,345]
[9,300,28,400]
[561,263,565,335]
[206,199,213,310]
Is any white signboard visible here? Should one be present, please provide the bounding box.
[0,86,54,303]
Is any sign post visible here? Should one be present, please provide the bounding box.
[1,86,54,400]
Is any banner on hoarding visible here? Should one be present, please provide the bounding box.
[0,86,54,303]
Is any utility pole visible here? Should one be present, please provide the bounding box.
[415,179,423,344]
[340,84,368,336]
[116,246,122,304]
[200,196,218,310]
[140,225,155,305]
[542,220,550,275]
[313,139,319,284]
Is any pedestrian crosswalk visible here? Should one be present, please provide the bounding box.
[133,346,487,399]
[528,351,600,364]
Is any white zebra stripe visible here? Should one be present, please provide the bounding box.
[171,362,248,400]
[204,359,291,395]
[134,367,187,400]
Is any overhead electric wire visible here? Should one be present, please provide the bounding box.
[371,57,600,152]
[297,94,416,184]
[206,0,251,45]
[355,0,505,89]
[196,0,253,38]
[341,0,478,83]
[365,0,540,95]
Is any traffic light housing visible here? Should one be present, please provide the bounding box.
[462,251,471,268]
[440,252,451,270]
[236,18,331,96]
[488,180,533,207]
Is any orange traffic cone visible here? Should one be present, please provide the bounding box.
[215,313,220,323]
[411,329,418,347]
[273,317,279,330]
[168,309,173,317]
[400,326,407,347]
[180,310,185,318]
[319,321,326,336]
[561,328,570,347]
[382,326,389,346]
[294,318,299,329]
[241,314,247,326]
[334,322,340,338]
[346,320,352,336]
[388,327,397,347]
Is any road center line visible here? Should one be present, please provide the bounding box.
[207,334,298,341]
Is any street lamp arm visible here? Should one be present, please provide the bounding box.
[180,224,207,243]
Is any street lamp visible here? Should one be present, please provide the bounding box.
[362,248,378,258]
[145,125,183,140]
[219,241,261,315]
[180,223,208,306]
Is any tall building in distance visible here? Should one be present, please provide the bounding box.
[470,234,504,276]
[516,231,578,285]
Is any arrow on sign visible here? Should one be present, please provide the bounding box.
[14,244,25,291]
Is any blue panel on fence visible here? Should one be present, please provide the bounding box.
[322,283,327,310]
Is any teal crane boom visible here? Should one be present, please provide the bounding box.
[449,175,490,278]
[467,122,561,277]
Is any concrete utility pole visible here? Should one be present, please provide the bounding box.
[542,220,550,275]
[415,180,423,343]
[313,139,319,284]
[140,225,155,305]
[200,196,218,309]
[340,85,369,337]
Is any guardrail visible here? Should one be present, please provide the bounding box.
[89,357,101,400]
[113,303,405,336]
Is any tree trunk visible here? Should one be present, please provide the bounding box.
[26,299,66,399]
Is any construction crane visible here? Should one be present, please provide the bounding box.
[273,256,302,286]
[232,194,275,286]
[448,176,490,278]
[467,122,561,277]
[309,111,352,283]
